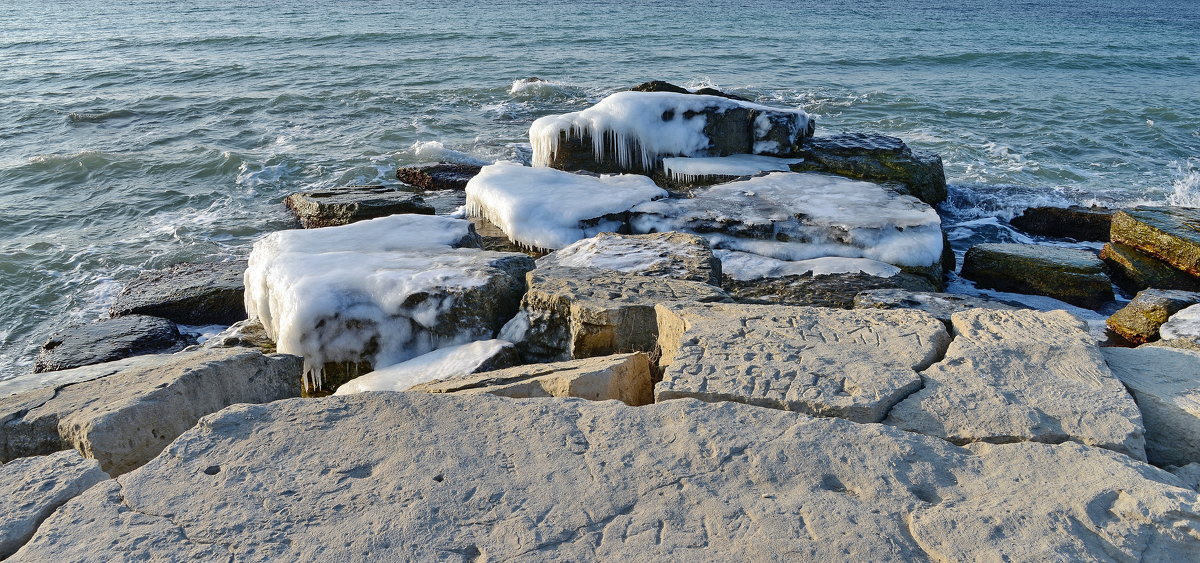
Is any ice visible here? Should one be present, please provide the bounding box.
[333,339,513,395]
[530,91,811,171]
[1161,304,1200,341]
[465,161,667,251]
[661,154,803,184]
[537,235,675,273]
[631,172,943,268]
[716,250,901,281]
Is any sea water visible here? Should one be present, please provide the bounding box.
[1,0,1198,380]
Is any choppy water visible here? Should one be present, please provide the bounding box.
[2,0,1198,380]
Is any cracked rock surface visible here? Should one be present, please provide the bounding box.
[0,450,108,559]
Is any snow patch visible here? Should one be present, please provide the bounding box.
[333,339,513,395]
[661,154,803,184]
[538,234,682,273]
[1161,304,1200,341]
[716,250,901,281]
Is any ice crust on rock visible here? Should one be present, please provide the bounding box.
[630,172,943,268]
[464,161,666,251]
[716,249,901,281]
[537,231,721,284]
[333,340,515,395]
[661,154,803,183]
[1162,304,1200,341]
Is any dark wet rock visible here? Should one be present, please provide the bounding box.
[1101,242,1200,294]
[467,216,546,257]
[199,319,275,353]
[1107,289,1200,344]
[853,288,1026,326]
[1111,207,1200,277]
[629,80,691,94]
[395,163,483,191]
[960,243,1114,309]
[35,315,190,373]
[284,185,434,229]
[790,133,947,205]
[724,271,939,309]
[110,261,248,326]
[1010,205,1113,241]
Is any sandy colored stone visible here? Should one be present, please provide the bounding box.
[1107,289,1200,344]
[536,232,721,285]
[1105,346,1200,467]
[0,450,108,558]
[410,352,653,406]
[724,270,940,308]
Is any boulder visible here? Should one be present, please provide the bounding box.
[283,185,434,229]
[505,267,730,363]
[109,261,248,325]
[1161,304,1200,343]
[1,348,302,475]
[884,309,1146,460]
[1111,207,1200,277]
[536,231,721,285]
[200,318,276,353]
[790,133,947,205]
[333,340,520,395]
[1104,346,1200,467]
[410,352,653,406]
[852,289,1025,326]
[0,450,108,559]
[395,163,482,191]
[1106,289,1200,344]
[655,303,950,423]
[1101,242,1200,294]
[34,315,190,373]
[629,80,750,101]
[960,243,1114,309]
[725,271,939,309]
[1009,205,1114,241]
[16,393,1199,561]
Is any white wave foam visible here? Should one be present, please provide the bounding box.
[410,140,490,166]
[235,160,297,189]
[1167,158,1200,207]
[507,77,583,98]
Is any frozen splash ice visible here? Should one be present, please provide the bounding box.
[661,154,803,183]
[333,339,514,395]
[1168,158,1200,208]
[716,250,901,281]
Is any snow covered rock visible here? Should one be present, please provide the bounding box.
[243,214,534,392]
[110,260,248,325]
[1101,242,1200,294]
[505,267,730,363]
[717,251,939,308]
[853,289,1026,327]
[410,352,653,406]
[791,133,947,205]
[884,309,1146,460]
[464,161,667,251]
[655,303,950,423]
[659,154,803,187]
[1104,346,1200,467]
[1111,207,1200,277]
[34,315,190,373]
[1107,289,1200,344]
[333,340,519,395]
[0,348,301,475]
[0,450,108,559]
[960,243,1114,309]
[531,91,813,173]
[536,231,721,285]
[283,185,434,228]
[1162,304,1200,343]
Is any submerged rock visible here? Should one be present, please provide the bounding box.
[109,261,247,325]
[1106,289,1200,344]
[960,243,1113,309]
[1111,206,1200,277]
[34,315,190,373]
[629,80,750,101]
[790,133,947,205]
[395,162,482,191]
[0,450,108,559]
[410,352,653,406]
[852,288,1025,326]
[1104,346,1200,467]
[284,185,434,228]
[1101,242,1200,294]
[536,231,721,285]
[1009,205,1114,241]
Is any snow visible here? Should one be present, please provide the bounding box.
[630,172,943,268]
[716,250,901,281]
[530,91,811,171]
[661,154,803,184]
[333,339,513,395]
[1161,304,1200,341]
[537,234,679,273]
[465,161,667,251]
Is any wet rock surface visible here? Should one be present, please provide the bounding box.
[724,271,939,309]
[284,185,434,228]
[1009,205,1114,241]
[960,243,1114,308]
[1101,242,1200,294]
[1111,206,1200,277]
[1107,289,1200,344]
[34,315,190,373]
[109,261,248,325]
[395,163,482,191]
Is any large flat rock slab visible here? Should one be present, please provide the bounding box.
[0,450,108,559]
[34,314,190,373]
[960,243,1113,308]
[853,288,1025,326]
[1111,207,1200,277]
[1104,346,1200,467]
[1,348,301,475]
[109,261,249,325]
[536,231,721,285]
[410,352,653,406]
[13,394,1200,561]
[884,309,1146,460]
[284,185,434,228]
[655,303,950,422]
[791,132,948,205]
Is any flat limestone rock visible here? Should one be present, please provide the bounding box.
[0,450,108,559]
[34,314,190,373]
[0,348,302,475]
[1009,205,1114,241]
[960,243,1113,309]
[1104,346,1200,467]
[884,309,1146,460]
[536,231,721,285]
[724,270,939,309]
[284,185,434,228]
[1101,242,1200,294]
[655,303,950,423]
[410,352,653,406]
[853,289,1025,326]
[15,394,1199,561]
[395,163,482,191]
[790,133,948,205]
[1107,289,1200,344]
[1111,207,1200,277]
[109,261,249,325]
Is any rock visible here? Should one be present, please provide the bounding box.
[1145,338,1200,352]
[1,348,302,475]
[656,154,803,189]
[960,243,1114,309]
[1101,242,1200,294]
[1009,205,1114,241]
[395,163,482,191]
[1171,463,1200,491]
[283,185,434,228]
[334,340,520,395]
[506,267,730,363]
[1162,304,1200,343]
[1106,289,1200,344]
[724,271,939,309]
[884,309,1146,460]
[468,216,544,256]
[109,261,248,325]
[34,315,190,373]
[18,393,1200,561]
[629,80,751,102]
[0,450,109,559]
[655,303,950,423]
[1111,206,1200,277]
[1104,346,1200,467]
[410,352,653,406]
[536,231,721,285]
[199,318,276,353]
[790,133,948,205]
[852,289,1026,326]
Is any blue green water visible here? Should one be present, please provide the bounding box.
[2,0,1198,379]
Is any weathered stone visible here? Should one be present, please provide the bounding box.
[109,261,248,325]
[1009,205,1114,241]
[790,133,947,205]
[655,303,950,423]
[0,450,108,559]
[283,185,434,228]
[1104,346,1200,467]
[725,271,939,309]
[1161,304,1200,344]
[1171,463,1200,492]
[506,267,729,363]
[410,352,653,406]
[1145,338,1200,352]
[395,163,482,191]
[1111,207,1200,277]
[17,393,1199,561]
[884,309,1146,460]
[960,243,1114,309]
[34,315,190,373]
[536,231,721,285]
[1107,289,1200,344]
[1,348,302,475]
[199,318,276,353]
[1101,242,1200,294]
[853,289,1025,326]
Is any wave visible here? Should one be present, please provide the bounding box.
[409,141,490,166]
[66,109,136,123]
[1167,158,1200,207]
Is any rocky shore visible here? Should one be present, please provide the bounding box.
[5,81,1200,560]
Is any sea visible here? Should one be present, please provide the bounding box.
[2,0,1198,381]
